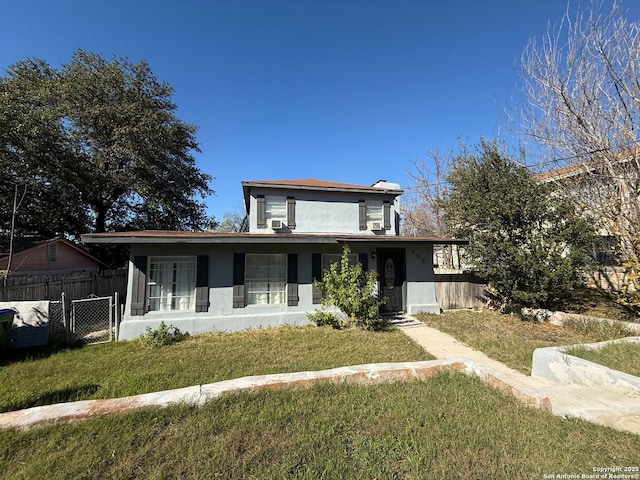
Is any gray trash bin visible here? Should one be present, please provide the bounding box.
[0,308,16,351]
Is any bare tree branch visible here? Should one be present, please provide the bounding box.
[520,0,640,266]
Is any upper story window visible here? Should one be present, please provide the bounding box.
[366,201,383,229]
[266,196,287,226]
[359,200,391,231]
[147,257,196,311]
[257,195,295,230]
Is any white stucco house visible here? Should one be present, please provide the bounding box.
[82,179,466,340]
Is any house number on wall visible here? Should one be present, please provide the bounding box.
[384,258,395,289]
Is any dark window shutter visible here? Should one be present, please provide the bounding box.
[233,253,245,308]
[130,255,147,316]
[257,195,266,228]
[383,201,391,230]
[287,253,299,306]
[195,255,209,312]
[359,252,368,271]
[312,253,322,304]
[286,197,296,229]
[359,200,367,230]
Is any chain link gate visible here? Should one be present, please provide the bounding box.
[71,296,114,344]
[48,300,67,343]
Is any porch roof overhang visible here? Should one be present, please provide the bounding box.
[81,231,468,246]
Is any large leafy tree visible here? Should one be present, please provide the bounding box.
[0,50,212,251]
[440,140,595,308]
[0,59,89,242]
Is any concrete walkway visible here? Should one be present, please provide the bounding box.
[394,316,640,435]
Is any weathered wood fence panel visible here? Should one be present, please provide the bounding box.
[434,271,486,310]
[0,269,127,303]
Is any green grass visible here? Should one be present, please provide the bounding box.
[416,309,635,374]
[1,372,638,479]
[0,326,433,413]
[565,341,640,377]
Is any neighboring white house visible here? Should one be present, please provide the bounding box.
[82,179,466,340]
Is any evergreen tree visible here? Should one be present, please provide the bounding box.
[440,140,595,308]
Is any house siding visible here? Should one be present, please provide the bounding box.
[118,244,439,340]
[247,187,400,235]
[0,241,102,275]
[83,179,458,340]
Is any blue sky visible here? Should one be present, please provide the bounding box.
[3,1,639,220]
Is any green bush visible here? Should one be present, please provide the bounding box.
[138,321,189,347]
[309,246,388,331]
[307,310,344,329]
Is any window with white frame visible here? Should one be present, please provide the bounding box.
[266,196,287,225]
[366,201,383,229]
[245,254,287,305]
[147,257,196,311]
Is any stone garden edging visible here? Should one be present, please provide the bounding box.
[0,358,551,431]
[532,336,640,392]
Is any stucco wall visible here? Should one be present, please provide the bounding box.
[119,244,440,340]
[404,244,440,314]
[247,187,399,235]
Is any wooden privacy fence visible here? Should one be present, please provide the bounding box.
[0,269,127,303]
[434,270,487,310]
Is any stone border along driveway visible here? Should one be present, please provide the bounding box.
[0,359,550,431]
[532,337,640,391]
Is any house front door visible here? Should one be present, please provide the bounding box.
[377,249,405,313]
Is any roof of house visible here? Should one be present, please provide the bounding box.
[536,163,592,182]
[536,146,640,182]
[241,179,404,212]
[82,230,467,245]
[0,237,109,268]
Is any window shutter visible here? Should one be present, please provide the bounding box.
[286,197,296,229]
[233,253,245,308]
[287,253,299,306]
[257,195,266,228]
[130,255,147,316]
[195,255,210,312]
[359,252,368,271]
[359,200,367,230]
[383,201,391,230]
[311,253,322,304]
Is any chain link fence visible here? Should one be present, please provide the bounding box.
[71,296,114,344]
[48,300,67,344]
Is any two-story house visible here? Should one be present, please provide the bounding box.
[82,179,466,340]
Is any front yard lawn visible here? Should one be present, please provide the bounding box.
[0,326,432,413]
[1,372,638,479]
[416,309,635,374]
